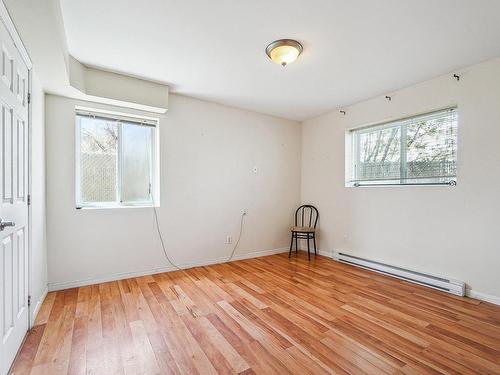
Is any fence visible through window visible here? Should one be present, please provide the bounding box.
[75,109,157,208]
[347,108,458,186]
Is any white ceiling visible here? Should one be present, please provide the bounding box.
[60,0,500,121]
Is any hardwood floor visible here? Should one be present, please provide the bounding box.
[10,252,500,374]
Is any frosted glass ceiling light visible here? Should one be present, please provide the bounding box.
[266,39,303,67]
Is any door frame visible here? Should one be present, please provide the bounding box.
[0,1,34,330]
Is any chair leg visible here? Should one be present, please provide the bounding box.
[307,236,311,260]
[313,235,317,255]
[295,234,298,253]
[289,233,294,258]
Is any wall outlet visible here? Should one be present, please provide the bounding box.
[242,208,248,215]
[226,235,232,244]
[253,166,258,174]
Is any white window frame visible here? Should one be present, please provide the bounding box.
[75,106,160,209]
[345,107,458,187]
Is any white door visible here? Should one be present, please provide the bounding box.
[0,14,30,375]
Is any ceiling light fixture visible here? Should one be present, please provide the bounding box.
[265,39,303,67]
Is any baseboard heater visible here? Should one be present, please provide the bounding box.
[333,252,465,296]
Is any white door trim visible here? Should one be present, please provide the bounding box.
[27,50,34,328]
[0,1,32,69]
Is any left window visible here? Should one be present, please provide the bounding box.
[75,108,158,208]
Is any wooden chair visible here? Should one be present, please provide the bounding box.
[289,205,319,260]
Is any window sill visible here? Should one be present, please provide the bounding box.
[76,203,157,210]
[345,182,456,188]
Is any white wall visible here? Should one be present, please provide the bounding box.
[302,57,500,300]
[30,71,47,322]
[46,93,301,290]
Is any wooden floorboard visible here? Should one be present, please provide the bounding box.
[10,252,500,374]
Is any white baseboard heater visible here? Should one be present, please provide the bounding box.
[333,252,465,296]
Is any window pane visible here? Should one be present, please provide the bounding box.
[349,108,458,186]
[121,122,152,203]
[406,111,457,183]
[80,116,118,202]
[357,124,401,182]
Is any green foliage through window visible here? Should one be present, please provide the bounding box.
[76,113,156,207]
[349,108,457,186]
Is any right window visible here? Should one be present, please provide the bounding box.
[347,108,458,186]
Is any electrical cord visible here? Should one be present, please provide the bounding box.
[151,197,183,272]
[140,121,246,269]
[151,203,246,270]
[140,121,183,272]
[227,212,245,262]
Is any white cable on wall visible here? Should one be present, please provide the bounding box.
[141,122,247,271]
[140,122,183,272]
[150,198,183,271]
[227,212,246,262]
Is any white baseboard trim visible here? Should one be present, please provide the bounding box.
[46,247,500,306]
[326,249,500,305]
[466,289,500,306]
[317,250,333,257]
[48,247,288,292]
[295,248,333,257]
[31,286,48,326]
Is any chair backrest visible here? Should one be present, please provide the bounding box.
[295,205,319,228]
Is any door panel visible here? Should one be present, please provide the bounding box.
[2,234,14,340]
[16,117,25,201]
[2,104,12,202]
[1,46,13,92]
[16,228,27,319]
[0,14,30,375]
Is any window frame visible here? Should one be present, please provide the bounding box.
[346,107,458,187]
[75,107,160,209]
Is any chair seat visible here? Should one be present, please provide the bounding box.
[291,226,316,233]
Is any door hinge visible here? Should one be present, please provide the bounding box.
[27,194,31,205]
[28,295,31,307]
[27,92,31,104]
